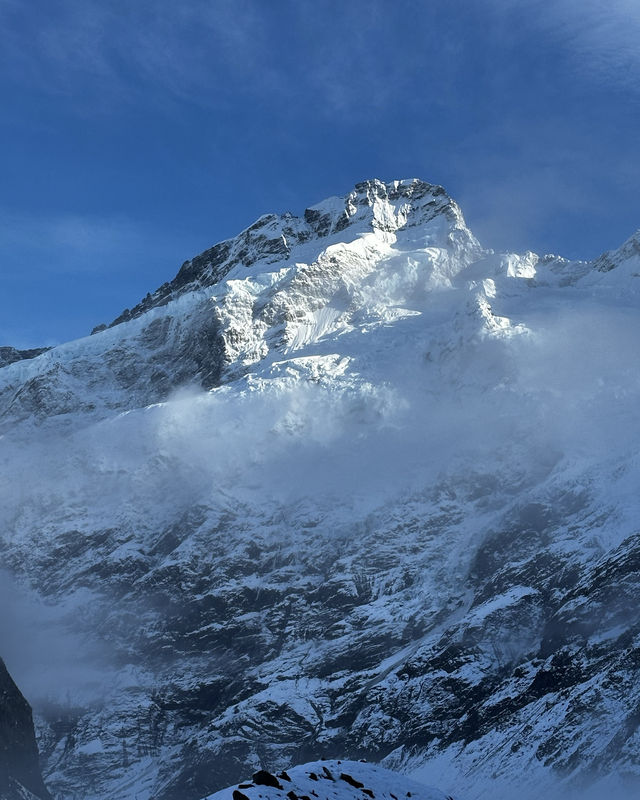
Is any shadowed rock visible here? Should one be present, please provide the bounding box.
[0,658,50,800]
[252,770,283,789]
[0,347,49,369]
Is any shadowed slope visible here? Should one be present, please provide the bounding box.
[0,659,50,800]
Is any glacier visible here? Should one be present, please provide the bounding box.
[0,179,639,799]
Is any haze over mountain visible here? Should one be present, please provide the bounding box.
[1,179,639,800]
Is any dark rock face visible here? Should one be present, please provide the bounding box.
[0,348,49,369]
[22,473,640,799]
[0,659,50,800]
[0,299,226,426]
[252,770,283,789]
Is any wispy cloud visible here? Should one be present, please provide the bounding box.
[3,0,639,123]
[6,0,637,128]
[0,211,196,347]
[0,0,269,110]
[0,1,463,119]
[0,212,188,275]
[448,111,640,257]
[486,0,640,91]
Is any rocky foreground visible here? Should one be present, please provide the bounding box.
[203,761,450,800]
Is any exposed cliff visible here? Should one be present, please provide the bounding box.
[0,659,50,800]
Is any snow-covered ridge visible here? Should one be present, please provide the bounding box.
[1,177,639,432]
[0,178,484,427]
[590,228,640,277]
[0,175,597,428]
[203,761,450,800]
[99,178,473,331]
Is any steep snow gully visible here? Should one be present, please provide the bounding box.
[1,179,640,800]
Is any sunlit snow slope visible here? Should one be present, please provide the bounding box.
[1,179,640,800]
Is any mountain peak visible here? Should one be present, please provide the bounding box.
[100,178,470,331]
[306,177,464,237]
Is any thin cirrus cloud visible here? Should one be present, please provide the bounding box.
[0,0,355,112]
[487,0,640,90]
[0,213,185,275]
[3,1,640,115]
[0,212,195,346]
[0,1,462,118]
[0,0,272,107]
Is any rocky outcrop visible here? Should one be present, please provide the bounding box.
[0,659,50,800]
[0,347,49,369]
[202,760,450,800]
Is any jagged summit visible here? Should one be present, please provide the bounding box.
[0,177,486,425]
[2,178,640,427]
[99,178,473,331]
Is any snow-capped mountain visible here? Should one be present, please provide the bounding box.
[1,179,639,800]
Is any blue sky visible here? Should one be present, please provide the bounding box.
[1,0,639,346]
